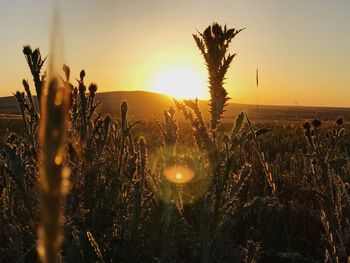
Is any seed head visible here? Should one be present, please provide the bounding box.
[104,114,111,125]
[345,182,349,191]
[32,49,40,62]
[336,117,343,126]
[23,45,32,55]
[80,70,86,81]
[62,64,70,81]
[22,79,30,92]
[211,23,223,38]
[312,119,321,128]
[303,121,311,130]
[138,136,146,148]
[168,107,175,117]
[121,101,128,113]
[89,83,98,94]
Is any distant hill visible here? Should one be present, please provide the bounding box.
[0,96,19,115]
[1,90,350,122]
[95,91,174,120]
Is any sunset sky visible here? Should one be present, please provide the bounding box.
[0,0,349,107]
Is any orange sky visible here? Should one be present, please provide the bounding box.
[0,0,349,107]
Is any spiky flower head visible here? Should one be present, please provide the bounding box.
[336,117,343,126]
[193,23,243,131]
[22,79,30,92]
[62,64,70,81]
[23,45,32,55]
[88,83,98,94]
[303,121,311,130]
[80,70,86,81]
[312,119,321,128]
[22,46,45,103]
[104,114,111,126]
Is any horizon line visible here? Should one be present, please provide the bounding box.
[1,89,350,110]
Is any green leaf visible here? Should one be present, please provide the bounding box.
[231,112,245,138]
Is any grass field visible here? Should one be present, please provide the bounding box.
[1,23,350,263]
[0,115,24,143]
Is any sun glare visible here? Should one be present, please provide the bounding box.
[164,165,195,184]
[149,65,207,99]
[175,172,183,180]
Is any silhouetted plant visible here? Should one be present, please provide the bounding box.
[1,24,350,263]
[193,23,243,133]
[37,76,69,263]
[23,45,46,107]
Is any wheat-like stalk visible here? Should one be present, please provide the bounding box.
[87,231,105,263]
[37,76,69,263]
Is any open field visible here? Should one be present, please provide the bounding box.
[2,96,350,262]
[1,21,350,263]
[0,115,23,143]
[2,91,350,122]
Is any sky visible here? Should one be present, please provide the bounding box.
[0,0,349,107]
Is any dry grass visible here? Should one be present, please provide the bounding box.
[0,23,349,263]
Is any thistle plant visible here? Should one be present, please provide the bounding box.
[129,137,147,251]
[193,23,243,133]
[12,47,46,152]
[172,23,246,263]
[303,118,350,260]
[78,71,88,144]
[156,107,178,155]
[175,23,243,164]
[2,24,350,263]
[22,46,46,107]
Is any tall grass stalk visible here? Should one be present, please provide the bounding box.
[37,76,69,263]
[2,22,350,262]
[37,7,69,262]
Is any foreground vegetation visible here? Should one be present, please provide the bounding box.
[1,23,350,262]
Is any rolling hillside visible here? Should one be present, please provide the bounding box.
[1,90,350,122]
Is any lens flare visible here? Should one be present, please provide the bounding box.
[164,165,195,184]
[175,173,182,180]
[158,154,210,204]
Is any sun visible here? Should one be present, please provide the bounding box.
[149,65,208,99]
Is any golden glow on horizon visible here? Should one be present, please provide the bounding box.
[149,65,208,99]
[0,1,350,107]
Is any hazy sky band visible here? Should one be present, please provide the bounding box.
[0,0,349,107]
